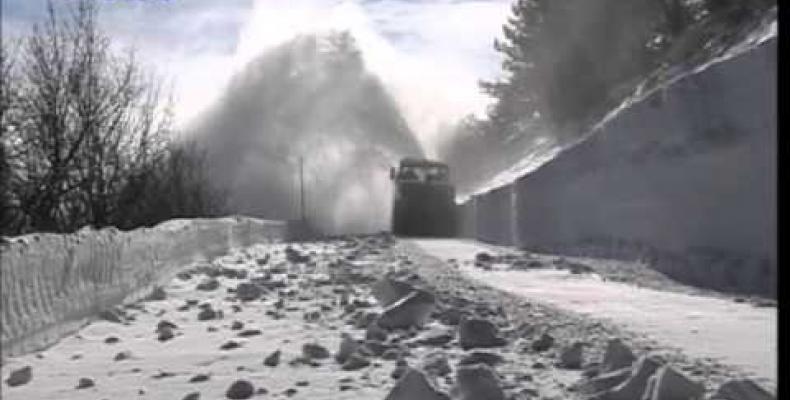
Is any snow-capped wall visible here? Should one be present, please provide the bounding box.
[457,201,477,239]
[475,185,516,246]
[464,36,776,297]
[0,217,286,357]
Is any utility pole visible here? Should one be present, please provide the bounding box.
[299,156,306,223]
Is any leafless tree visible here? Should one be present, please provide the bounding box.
[114,141,226,229]
[5,0,173,233]
[1,44,18,232]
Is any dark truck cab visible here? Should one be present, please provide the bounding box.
[390,158,457,237]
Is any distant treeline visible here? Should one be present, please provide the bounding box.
[439,0,776,192]
[0,0,225,236]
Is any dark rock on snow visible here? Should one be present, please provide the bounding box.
[189,374,210,383]
[530,333,554,352]
[601,338,636,372]
[157,326,175,342]
[454,363,506,400]
[302,343,331,359]
[590,355,664,400]
[5,366,32,387]
[458,351,505,367]
[264,350,281,367]
[235,283,262,301]
[421,352,452,377]
[371,276,418,307]
[559,342,585,369]
[220,340,242,351]
[643,365,704,400]
[458,318,507,350]
[75,377,95,389]
[196,279,220,291]
[226,379,255,399]
[335,334,360,364]
[384,368,451,400]
[377,290,436,330]
[712,379,776,400]
[342,353,371,371]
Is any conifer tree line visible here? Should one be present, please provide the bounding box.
[0,0,225,236]
[440,0,775,191]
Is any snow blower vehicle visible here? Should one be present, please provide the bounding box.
[390,158,457,237]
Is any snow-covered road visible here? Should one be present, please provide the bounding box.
[1,243,396,400]
[410,239,777,390]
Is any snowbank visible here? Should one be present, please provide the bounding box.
[0,217,285,357]
[411,239,777,388]
[461,33,776,297]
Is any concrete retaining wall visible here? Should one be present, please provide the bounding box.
[461,37,776,297]
[475,185,516,246]
[0,217,286,357]
[457,200,477,239]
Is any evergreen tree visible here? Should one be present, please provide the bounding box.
[481,0,668,135]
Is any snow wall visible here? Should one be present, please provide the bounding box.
[461,37,776,298]
[0,217,286,357]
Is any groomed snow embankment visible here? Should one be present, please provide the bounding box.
[0,217,286,358]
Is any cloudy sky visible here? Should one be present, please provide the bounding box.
[3,0,512,141]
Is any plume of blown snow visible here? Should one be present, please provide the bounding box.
[190,32,424,235]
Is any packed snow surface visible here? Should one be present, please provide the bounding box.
[1,243,393,400]
[2,235,775,399]
[411,239,776,389]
